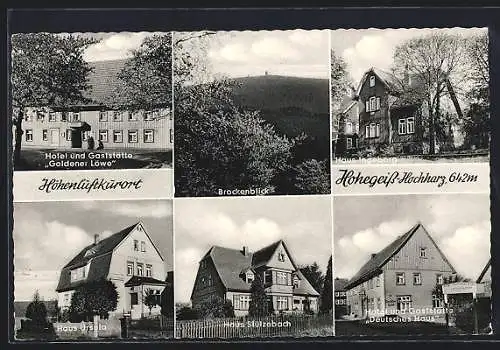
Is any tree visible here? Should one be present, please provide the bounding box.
[116,33,172,111]
[143,289,160,316]
[248,273,273,317]
[68,278,118,321]
[393,33,468,154]
[161,282,174,317]
[196,296,234,319]
[320,256,333,314]
[287,159,330,195]
[25,290,47,326]
[330,49,353,113]
[11,33,97,166]
[300,262,325,296]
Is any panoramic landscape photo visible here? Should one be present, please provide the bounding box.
[330,27,489,163]
[173,30,331,197]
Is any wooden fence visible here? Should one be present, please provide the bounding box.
[176,314,333,339]
[127,315,174,339]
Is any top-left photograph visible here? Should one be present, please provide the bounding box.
[10,32,173,171]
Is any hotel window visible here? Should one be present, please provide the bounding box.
[72,112,80,121]
[277,271,288,285]
[113,111,122,122]
[127,261,134,276]
[25,129,33,142]
[99,130,108,143]
[66,129,72,141]
[234,295,250,310]
[128,130,138,143]
[346,121,353,133]
[278,251,286,262]
[398,118,407,134]
[407,117,415,134]
[128,111,138,121]
[141,241,146,252]
[99,111,108,121]
[365,125,370,137]
[144,111,154,121]
[432,294,444,308]
[346,138,353,149]
[376,123,380,137]
[144,129,154,143]
[370,123,376,138]
[413,273,422,285]
[396,295,412,312]
[42,129,48,141]
[146,264,152,277]
[420,247,427,258]
[207,274,213,286]
[396,272,406,285]
[113,130,123,143]
[277,296,288,310]
[436,274,444,285]
[137,263,144,276]
[61,111,68,122]
[134,240,139,251]
[36,111,45,121]
[369,97,377,112]
[369,75,375,87]
[49,112,56,122]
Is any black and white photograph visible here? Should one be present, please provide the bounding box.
[333,193,491,336]
[174,196,333,338]
[13,200,174,341]
[11,32,173,171]
[330,28,489,163]
[173,30,331,197]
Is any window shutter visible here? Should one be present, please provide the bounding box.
[376,97,381,110]
[365,101,370,112]
[272,270,276,284]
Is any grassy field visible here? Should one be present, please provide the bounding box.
[15,148,172,171]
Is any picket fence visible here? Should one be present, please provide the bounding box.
[127,315,175,338]
[176,314,333,339]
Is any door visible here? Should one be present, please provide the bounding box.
[71,129,82,148]
[50,129,60,146]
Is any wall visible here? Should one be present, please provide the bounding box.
[191,257,226,310]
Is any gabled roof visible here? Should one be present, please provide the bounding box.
[293,270,320,297]
[334,278,349,292]
[83,59,128,106]
[356,67,403,96]
[476,258,492,284]
[197,240,318,296]
[56,222,162,292]
[344,223,456,290]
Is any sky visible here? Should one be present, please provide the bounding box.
[334,193,490,281]
[203,30,330,79]
[330,27,488,84]
[13,200,173,302]
[70,32,169,62]
[174,196,333,304]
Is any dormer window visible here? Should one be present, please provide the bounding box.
[84,247,97,257]
[369,75,375,87]
[246,271,254,284]
[70,266,86,282]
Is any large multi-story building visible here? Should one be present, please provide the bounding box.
[56,222,169,320]
[17,60,173,151]
[343,223,456,320]
[191,240,320,317]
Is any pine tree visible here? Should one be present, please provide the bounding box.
[320,256,333,314]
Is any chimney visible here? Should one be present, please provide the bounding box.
[371,253,377,259]
[242,246,249,256]
[94,234,100,245]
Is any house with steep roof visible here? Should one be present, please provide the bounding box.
[334,67,462,156]
[56,222,169,320]
[18,59,172,150]
[191,240,321,317]
[343,223,456,320]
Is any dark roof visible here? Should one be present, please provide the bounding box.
[344,223,455,290]
[334,278,349,291]
[477,258,492,283]
[14,300,58,318]
[84,59,128,106]
[372,68,403,93]
[56,222,140,292]
[125,276,168,287]
[200,240,319,296]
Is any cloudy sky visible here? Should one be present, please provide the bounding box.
[334,193,490,281]
[14,200,173,302]
[70,32,168,62]
[201,30,329,79]
[175,196,332,304]
[331,27,488,84]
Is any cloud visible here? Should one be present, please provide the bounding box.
[83,32,157,62]
[175,247,204,305]
[251,37,301,62]
[77,200,171,219]
[14,271,60,301]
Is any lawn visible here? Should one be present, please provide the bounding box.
[334,319,462,336]
[15,148,172,171]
